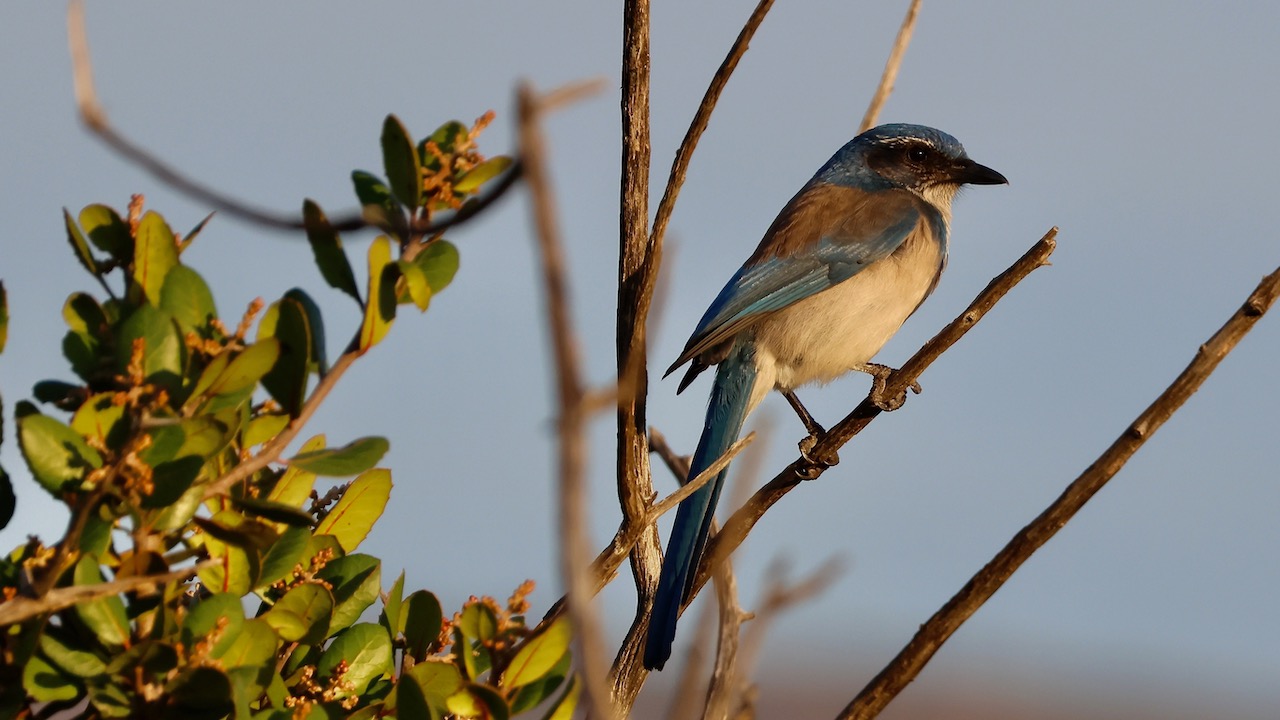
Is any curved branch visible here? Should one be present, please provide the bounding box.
[859,0,922,133]
[837,263,1280,719]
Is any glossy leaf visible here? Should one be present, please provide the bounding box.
[358,236,397,353]
[63,208,99,276]
[218,618,279,669]
[16,403,103,493]
[70,393,127,451]
[313,468,391,552]
[243,412,289,448]
[258,525,313,587]
[457,602,498,643]
[509,652,570,715]
[382,114,422,209]
[260,296,310,417]
[316,553,380,633]
[398,259,432,311]
[117,305,184,391]
[317,623,393,698]
[288,436,388,477]
[406,661,463,712]
[79,203,131,259]
[268,435,323,507]
[206,338,280,397]
[402,590,443,662]
[413,239,460,294]
[264,583,333,644]
[303,199,361,303]
[503,615,571,689]
[454,156,513,194]
[160,264,217,335]
[133,210,180,306]
[73,556,129,650]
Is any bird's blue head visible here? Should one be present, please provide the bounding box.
[815,123,1007,207]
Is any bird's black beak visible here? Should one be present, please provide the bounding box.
[952,158,1008,186]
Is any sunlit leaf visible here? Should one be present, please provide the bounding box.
[503,616,572,689]
[160,264,217,335]
[358,236,397,353]
[72,556,129,650]
[317,623,393,698]
[264,583,334,645]
[454,156,513,194]
[39,628,107,678]
[181,593,245,658]
[540,676,581,720]
[243,411,289,448]
[509,652,570,715]
[396,669,436,720]
[288,436,388,477]
[406,661,463,713]
[402,590,443,662]
[397,259,432,311]
[380,571,405,639]
[206,338,280,397]
[382,114,423,209]
[413,239,460,294]
[303,199,361,304]
[117,304,184,392]
[23,653,81,703]
[457,602,497,643]
[197,511,264,595]
[268,434,323,508]
[316,553,380,633]
[79,203,131,260]
[133,210,179,306]
[313,468,391,552]
[16,402,103,494]
[217,618,279,669]
[63,208,99,276]
[258,525,313,587]
[70,393,127,451]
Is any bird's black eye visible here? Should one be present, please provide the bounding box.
[907,146,929,163]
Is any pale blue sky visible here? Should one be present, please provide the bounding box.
[3,3,1278,717]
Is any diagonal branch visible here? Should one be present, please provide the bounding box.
[691,228,1059,598]
[66,0,520,236]
[0,562,210,626]
[837,263,1280,720]
[859,0,922,133]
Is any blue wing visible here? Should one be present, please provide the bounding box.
[667,184,925,379]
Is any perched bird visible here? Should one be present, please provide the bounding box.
[644,123,1006,671]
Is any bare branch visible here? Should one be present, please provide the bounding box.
[518,81,617,720]
[0,563,210,626]
[859,0,922,133]
[692,228,1059,599]
[66,0,519,236]
[837,263,1280,720]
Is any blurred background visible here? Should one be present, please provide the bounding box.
[3,2,1278,717]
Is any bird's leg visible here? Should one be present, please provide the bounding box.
[853,362,922,412]
[782,389,838,469]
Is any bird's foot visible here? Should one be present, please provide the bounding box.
[863,363,921,412]
[797,432,838,478]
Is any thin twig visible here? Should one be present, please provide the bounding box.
[837,263,1280,720]
[66,0,520,236]
[692,228,1059,599]
[858,0,922,133]
[0,563,210,626]
[517,81,617,720]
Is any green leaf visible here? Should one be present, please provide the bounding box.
[182,593,245,658]
[243,412,289,448]
[509,652,570,715]
[540,676,580,720]
[267,434,323,507]
[39,628,108,678]
[87,676,134,718]
[207,338,280,397]
[264,583,334,644]
[402,590,443,662]
[160,264,218,335]
[198,512,264,594]
[419,121,468,171]
[63,207,100,276]
[258,525,313,587]
[288,436,388,477]
[503,616,572,689]
[16,403,103,494]
[179,212,215,253]
[413,239,460,295]
[317,623,393,698]
[117,304,184,392]
[70,393,127,451]
[352,171,408,240]
[316,553,380,633]
[446,685,509,720]
[406,661,463,713]
[358,236,397,353]
[79,203,132,260]
[218,618,279,669]
[63,291,107,335]
[73,556,130,650]
[380,571,406,638]
[23,652,81,703]
[233,496,315,527]
[133,210,180,306]
[285,288,329,374]
[457,602,498,643]
[382,114,423,209]
[313,468,391,552]
[260,297,311,417]
[302,200,361,304]
[454,156,513,195]
[396,670,436,720]
[397,259,432,311]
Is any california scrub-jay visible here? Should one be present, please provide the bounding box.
[644,123,1006,671]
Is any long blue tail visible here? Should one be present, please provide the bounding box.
[644,344,758,670]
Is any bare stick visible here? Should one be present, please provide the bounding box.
[692,228,1059,598]
[859,0,922,133]
[0,563,210,626]
[837,264,1280,719]
[518,81,617,720]
[67,0,519,236]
